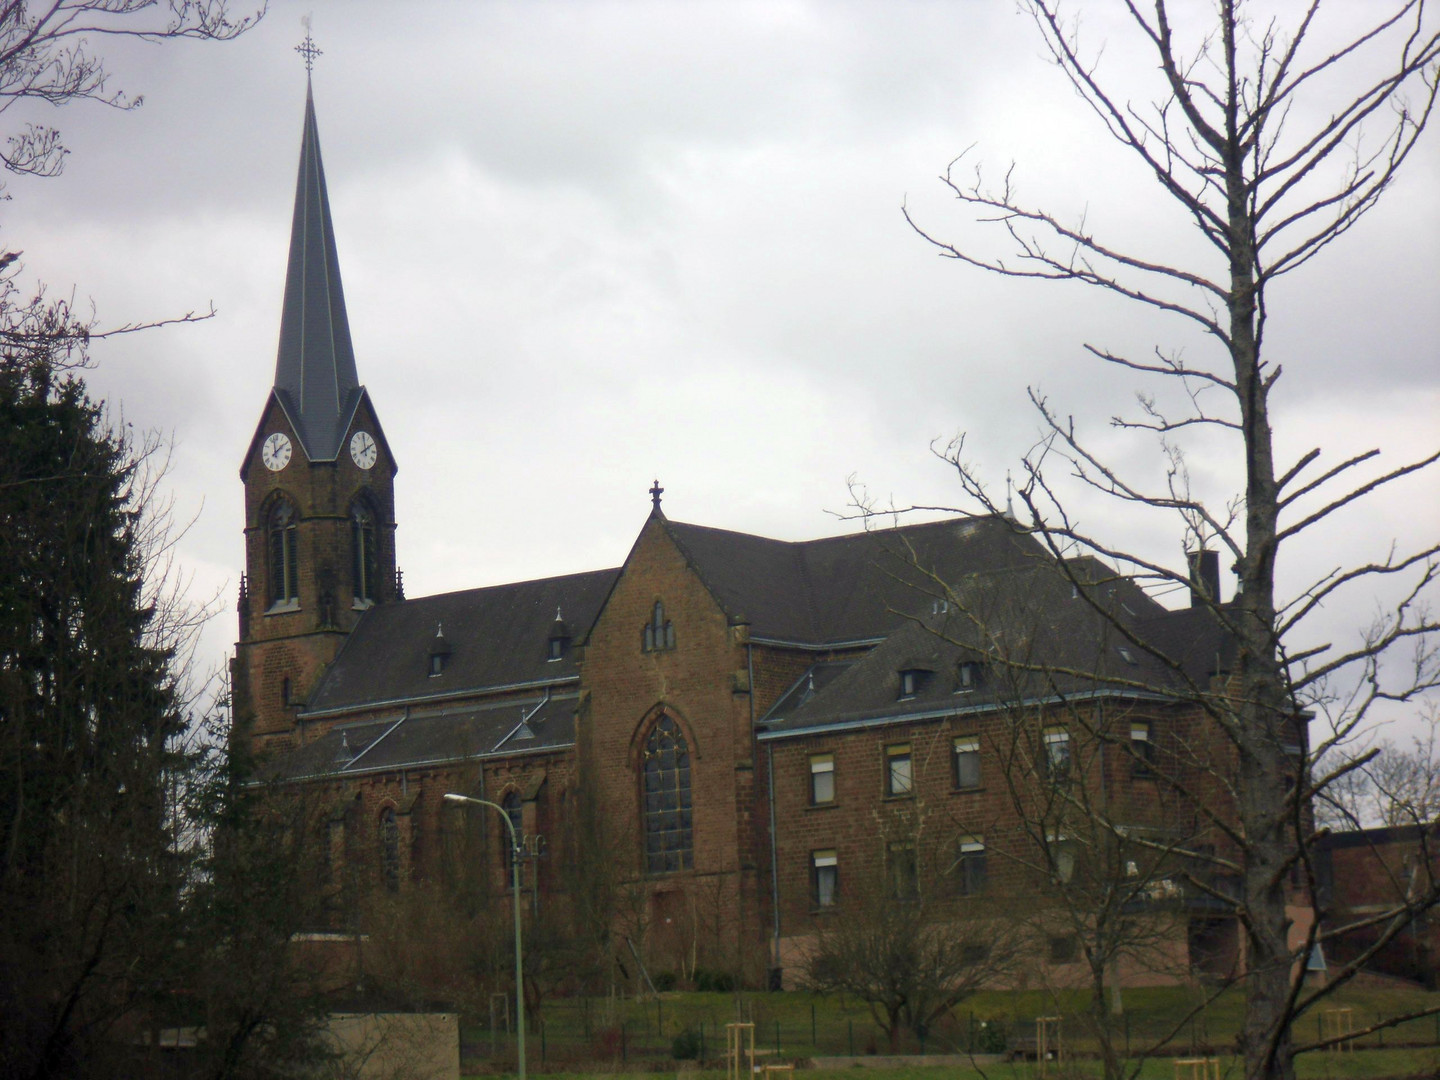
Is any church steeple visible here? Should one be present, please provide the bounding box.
[273,80,361,462]
[235,52,399,752]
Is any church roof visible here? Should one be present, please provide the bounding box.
[273,82,363,462]
[758,556,1198,737]
[661,514,1048,645]
[266,691,577,782]
[301,568,619,716]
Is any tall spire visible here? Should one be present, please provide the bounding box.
[273,75,361,461]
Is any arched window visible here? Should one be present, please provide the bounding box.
[379,807,400,892]
[642,715,692,873]
[351,500,379,604]
[641,600,675,653]
[502,791,523,888]
[267,497,300,606]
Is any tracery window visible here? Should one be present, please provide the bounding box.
[502,791,523,888]
[641,600,675,653]
[267,497,300,607]
[351,500,379,604]
[379,807,400,892]
[641,715,692,873]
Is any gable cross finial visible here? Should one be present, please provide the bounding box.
[649,479,664,510]
[295,18,322,74]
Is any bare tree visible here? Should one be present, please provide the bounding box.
[801,864,1021,1054]
[902,4,1440,1078]
[1319,704,1440,829]
[0,0,260,185]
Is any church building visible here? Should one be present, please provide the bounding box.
[234,78,1301,992]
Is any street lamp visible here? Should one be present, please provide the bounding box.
[443,792,526,1080]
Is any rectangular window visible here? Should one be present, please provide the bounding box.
[1048,934,1078,964]
[1049,832,1077,883]
[888,841,918,900]
[1043,727,1071,780]
[812,849,838,908]
[809,753,835,805]
[952,836,987,896]
[953,736,981,790]
[1131,722,1154,775]
[886,743,913,796]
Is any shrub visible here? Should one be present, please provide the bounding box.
[694,968,735,992]
[672,1027,702,1060]
[974,1019,1007,1055]
[653,971,677,992]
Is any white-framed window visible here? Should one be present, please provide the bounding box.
[1043,727,1071,780]
[1131,722,1154,774]
[953,736,981,790]
[812,849,838,908]
[952,835,987,896]
[885,743,913,796]
[809,753,835,805]
[1048,831,1078,883]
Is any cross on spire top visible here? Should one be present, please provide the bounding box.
[649,479,664,510]
[295,22,322,74]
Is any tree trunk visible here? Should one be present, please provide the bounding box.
[1220,17,1295,1070]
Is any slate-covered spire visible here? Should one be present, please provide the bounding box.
[273,80,361,461]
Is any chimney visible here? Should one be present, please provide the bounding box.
[1187,549,1221,608]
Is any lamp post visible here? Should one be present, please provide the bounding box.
[444,792,526,1080]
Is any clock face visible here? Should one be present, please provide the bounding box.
[261,432,292,472]
[350,430,377,470]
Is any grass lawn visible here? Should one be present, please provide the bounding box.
[478,1048,1440,1079]
[492,984,1440,1059]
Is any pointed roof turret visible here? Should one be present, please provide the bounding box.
[273,80,362,461]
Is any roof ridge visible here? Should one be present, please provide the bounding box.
[390,566,621,608]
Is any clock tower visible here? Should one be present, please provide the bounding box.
[234,75,398,752]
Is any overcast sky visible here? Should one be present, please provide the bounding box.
[6,1,1437,732]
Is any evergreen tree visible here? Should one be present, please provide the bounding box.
[0,292,186,1077]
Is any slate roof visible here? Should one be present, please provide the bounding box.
[758,556,1203,738]
[265,691,576,782]
[302,568,619,715]
[273,82,363,462]
[663,514,1044,645]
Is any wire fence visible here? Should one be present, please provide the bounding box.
[460,993,1440,1070]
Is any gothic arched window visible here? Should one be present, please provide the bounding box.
[379,807,400,892]
[641,600,675,653]
[502,791,523,888]
[351,499,379,604]
[642,715,692,873]
[267,497,300,607]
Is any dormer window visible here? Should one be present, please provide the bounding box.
[428,622,452,677]
[956,661,984,692]
[641,600,675,653]
[898,668,930,699]
[547,607,570,662]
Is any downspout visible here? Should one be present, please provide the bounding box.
[753,641,782,976]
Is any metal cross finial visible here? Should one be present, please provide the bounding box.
[649,479,664,510]
[295,23,322,73]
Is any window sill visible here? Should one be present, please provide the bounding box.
[810,904,839,915]
[951,786,985,795]
[806,801,839,811]
[883,792,915,801]
[266,600,301,615]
